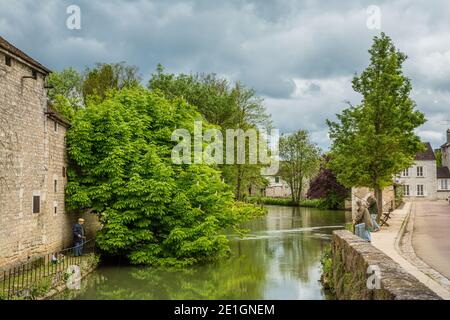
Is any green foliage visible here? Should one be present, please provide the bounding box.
[83,62,142,103]
[345,222,354,233]
[148,65,272,200]
[47,68,84,120]
[279,130,321,205]
[66,88,265,266]
[316,191,346,210]
[435,149,442,168]
[247,196,323,208]
[320,245,334,293]
[394,184,404,208]
[327,33,426,216]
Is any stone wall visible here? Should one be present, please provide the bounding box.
[0,50,100,271]
[330,230,441,300]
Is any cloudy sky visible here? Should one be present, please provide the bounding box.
[1,0,449,150]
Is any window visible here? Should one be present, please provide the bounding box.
[5,55,11,66]
[401,169,409,177]
[275,176,280,183]
[417,185,424,196]
[62,167,66,177]
[417,166,424,177]
[404,185,410,196]
[32,70,37,79]
[54,202,58,214]
[54,121,58,133]
[33,196,40,213]
[440,179,449,190]
[54,179,58,193]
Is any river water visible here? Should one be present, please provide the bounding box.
[56,205,350,300]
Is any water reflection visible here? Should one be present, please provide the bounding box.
[56,205,350,300]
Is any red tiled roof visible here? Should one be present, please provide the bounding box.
[0,35,51,74]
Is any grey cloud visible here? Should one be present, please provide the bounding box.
[0,0,449,150]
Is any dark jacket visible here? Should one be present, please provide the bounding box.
[73,223,85,242]
[368,198,378,216]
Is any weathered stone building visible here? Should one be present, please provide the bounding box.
[0,36,97,271]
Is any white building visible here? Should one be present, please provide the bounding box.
[262,175,292,198]
[397,134,450,201]
[260,175,309,198]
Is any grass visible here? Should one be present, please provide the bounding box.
[247,196,323,208]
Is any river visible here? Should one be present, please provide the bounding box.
[56,205,351,300]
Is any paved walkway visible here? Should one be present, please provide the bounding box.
[412,201,450,279]
[371,202,450,299]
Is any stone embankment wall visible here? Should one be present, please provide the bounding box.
[330,230,441,300]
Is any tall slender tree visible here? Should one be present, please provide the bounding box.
[327,33,426,221]
[279,130,321,205]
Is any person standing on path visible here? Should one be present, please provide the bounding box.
[73,218,86,257]
[354,200,373,242]
[367,195,381,232]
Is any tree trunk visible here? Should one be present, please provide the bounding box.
[236,165,242,200]
[374,186,383,223]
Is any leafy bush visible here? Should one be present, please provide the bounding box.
[66,88,265,267]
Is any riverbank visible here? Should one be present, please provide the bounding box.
[247,197,342,209]
[371,202,450,299]
[327,230,441,299]
[53,205,350,300]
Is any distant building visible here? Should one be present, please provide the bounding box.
[397,136,450,201]
[262,175,292,198]
[259,175,309,199]
[397,142,437,200]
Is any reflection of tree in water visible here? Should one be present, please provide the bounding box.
[275,235,326,282]
[65,241,268,300]
[254,206,349,283]
[59,206,349,300]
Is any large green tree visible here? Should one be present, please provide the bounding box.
[327,33,426,220]
[148,65,271,200]
[279,130,321,205]
[66,87,264,266]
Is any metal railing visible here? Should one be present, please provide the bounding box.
[0,239,96,300]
